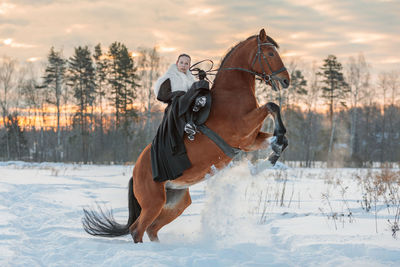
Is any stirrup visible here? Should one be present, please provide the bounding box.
[184,123,197,141]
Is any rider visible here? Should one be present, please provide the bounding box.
[151,53,209,182]
[154,53,195,103]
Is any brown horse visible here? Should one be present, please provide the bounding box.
[83,28,290,243]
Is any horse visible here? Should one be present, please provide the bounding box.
[82,28,290,243]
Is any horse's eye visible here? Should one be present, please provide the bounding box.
[268,52,274,57]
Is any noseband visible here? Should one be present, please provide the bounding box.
[222,36,287,91]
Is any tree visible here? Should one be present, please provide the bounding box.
[0,57,17,159]
[40,47,67,161]
[67,46,96,163]
[1,113,28,159]
[317,55,349,164]
[93,43,108,152]
[346,54,370,165]
[107,42,140,132]
[303,62,321,167]
[136,46,161,143]
[378,71,399,163]
[287,69,307,108]
[20,63,41,126]
[318,55,349,127]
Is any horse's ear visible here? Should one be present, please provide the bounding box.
[259,29,267,41]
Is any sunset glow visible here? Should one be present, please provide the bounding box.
[158,46,176,53]
[27,57,40,62]
[188,7,214,16]
[3,38,12,45]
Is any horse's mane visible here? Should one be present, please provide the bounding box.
[213,34,279,84]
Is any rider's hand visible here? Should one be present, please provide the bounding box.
[198,69,206,80]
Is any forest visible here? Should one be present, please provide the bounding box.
[0,43,399,166]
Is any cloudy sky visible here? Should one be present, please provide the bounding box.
[1,0,399,73]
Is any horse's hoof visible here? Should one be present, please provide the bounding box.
[266,102,279,113]
[130,230,143,243]
[146,229,160,242]
[150,236,160,242]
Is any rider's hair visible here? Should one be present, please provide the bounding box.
[177,53,191,61]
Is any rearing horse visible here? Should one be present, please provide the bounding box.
[83,29,290,243]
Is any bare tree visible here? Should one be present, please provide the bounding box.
[0,56,17,158]
[136,46,161,143]
[385,71,399,162]
[346,53,370,165]
[303,62,321,166]
[20,63,41,126]
[377,72,389,163]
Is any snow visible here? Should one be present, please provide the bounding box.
[0,161,399,266]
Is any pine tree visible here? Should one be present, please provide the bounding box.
[40,47,66,161]
[107,42,140,132]
[318,55,349,127]
[287,69,307,108]
[93,44,108,152]
[67,46,96,163]
[317,55,349,165]
[1,113,28,159]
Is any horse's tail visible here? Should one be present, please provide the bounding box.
[82,177,141,237]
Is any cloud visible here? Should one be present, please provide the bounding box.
[0,2,15,14]
[1,38,35,48]
[0,17,30,26]
[187,7,214,16]
[1,0,399,74]
[65,24,88,34]
[347,32,387,44]
[10,0,57,5]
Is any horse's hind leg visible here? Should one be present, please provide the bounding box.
[129,181,166,243]
[129,151,166,243]
[146,188,192,242]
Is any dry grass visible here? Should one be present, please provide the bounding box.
[356,166,400,236]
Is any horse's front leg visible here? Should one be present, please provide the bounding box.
[237,105,270,138]
[236,102,278,148]
[239,102,288,154]
[239,102,284,132]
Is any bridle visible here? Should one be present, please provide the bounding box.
[221,35,287,91]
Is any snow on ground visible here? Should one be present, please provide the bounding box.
[0,161,399,266]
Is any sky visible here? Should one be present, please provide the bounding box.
[0,0,399,74]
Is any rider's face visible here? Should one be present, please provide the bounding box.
[176,56,191,74]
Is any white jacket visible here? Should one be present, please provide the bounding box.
[154,64,195,97]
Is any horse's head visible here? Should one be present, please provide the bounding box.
[249,29,290,90]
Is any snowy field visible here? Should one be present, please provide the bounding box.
[0,161,400,266]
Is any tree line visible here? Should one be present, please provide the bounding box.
[254,54,399,167]
[0,43,163,163]
[0,45,399,166]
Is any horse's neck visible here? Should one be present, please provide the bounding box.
[212,48,258,115]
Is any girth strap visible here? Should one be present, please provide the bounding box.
[197,124,241,158]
